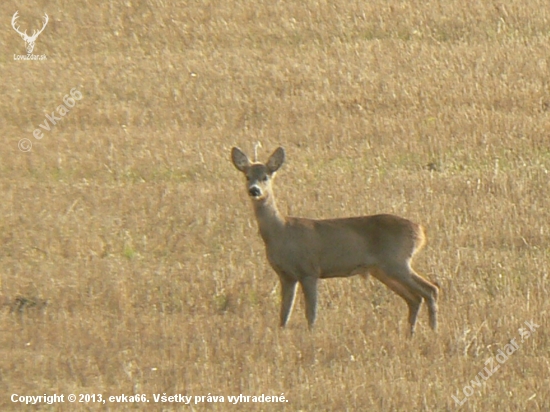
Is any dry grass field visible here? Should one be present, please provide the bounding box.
[1,0,549,410]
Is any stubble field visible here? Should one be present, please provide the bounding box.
[1,0,549,410]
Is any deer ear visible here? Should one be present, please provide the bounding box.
[231,147,250,172]
[266,147,285,174]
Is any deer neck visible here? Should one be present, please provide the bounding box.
[252,192,285,243]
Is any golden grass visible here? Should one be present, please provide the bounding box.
[1,0,549,410]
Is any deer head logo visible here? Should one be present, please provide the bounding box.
[11,11,49,54]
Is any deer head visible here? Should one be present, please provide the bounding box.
[12,11,49,54]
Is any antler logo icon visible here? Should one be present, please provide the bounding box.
[11,11,49,54]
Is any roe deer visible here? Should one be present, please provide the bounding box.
[231,146,439,336]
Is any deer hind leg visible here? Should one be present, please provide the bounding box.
[410,270,439,331]
[279,277,297,327]
[369,267,423,336]
[300,277,318,329]
[381,264,439,332]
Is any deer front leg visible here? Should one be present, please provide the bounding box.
[279,277,297,327]
[300,277,318,329]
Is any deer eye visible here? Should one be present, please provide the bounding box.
[261,176,268,182]
[246,176,251,181]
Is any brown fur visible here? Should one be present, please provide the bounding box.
[232,146,439,336]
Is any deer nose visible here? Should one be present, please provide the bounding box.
[249,186,261,197]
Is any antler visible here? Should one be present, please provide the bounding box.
[11,11,48,41]
[11,11,27,38]
[30,14,49,40]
